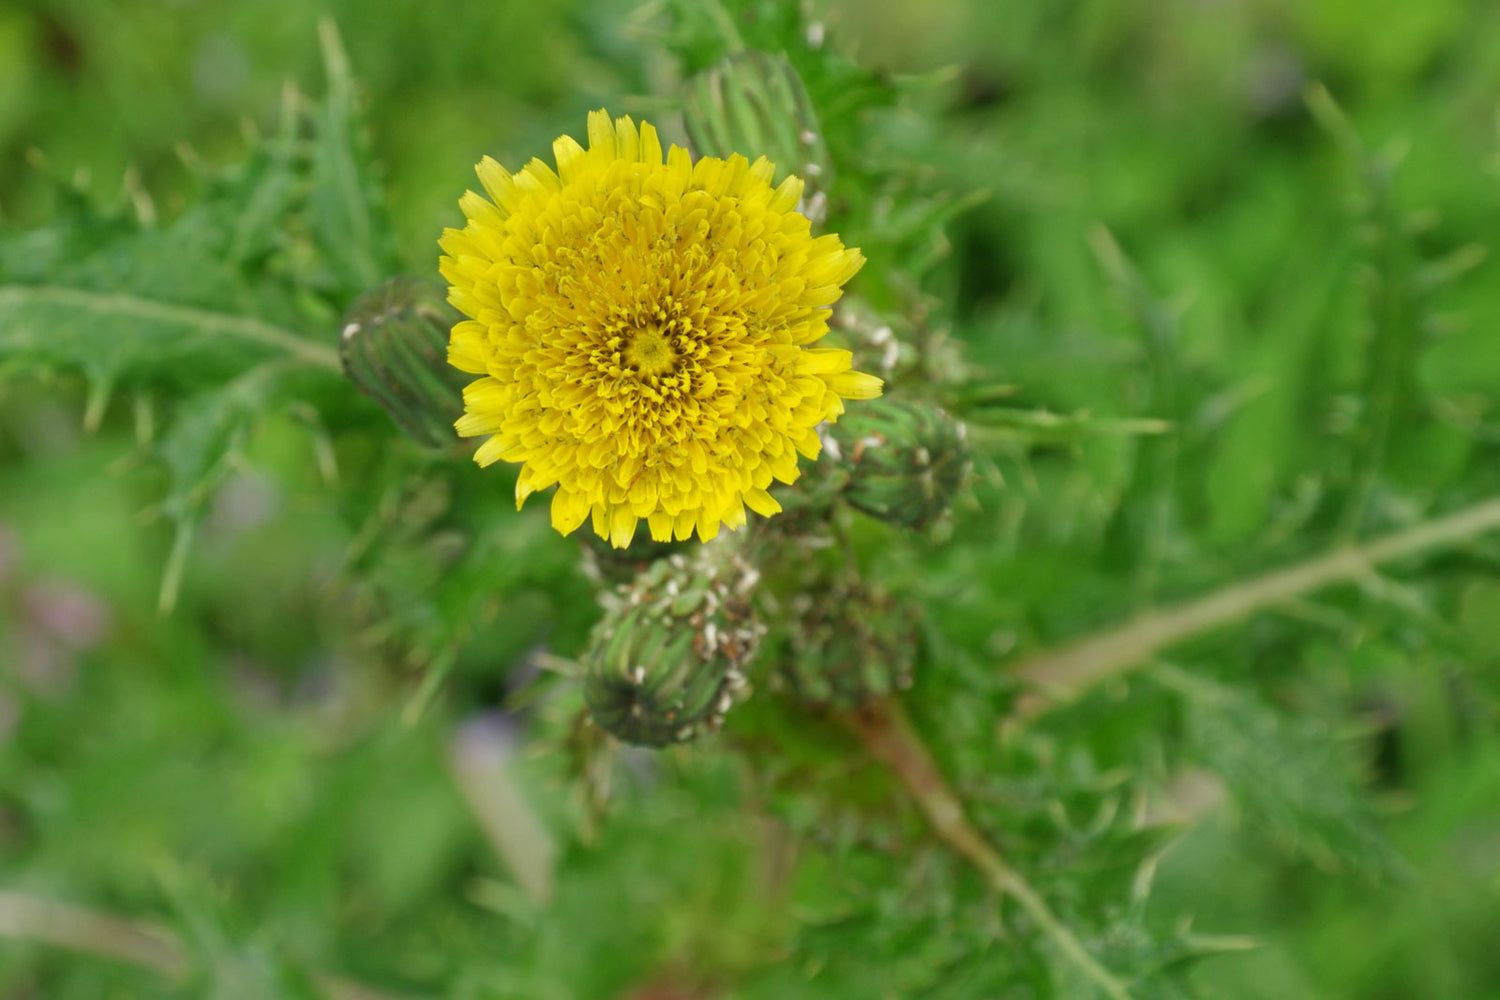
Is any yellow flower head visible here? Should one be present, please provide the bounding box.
[439,110,882,548]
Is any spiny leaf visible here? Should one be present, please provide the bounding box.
[306,19,397,297]
[152,362,313,612]
[0,22,398,614]
[1091,227,1187,600]
[0,123,341,396]
[1156,665,1404,879]
[0,22,394,399]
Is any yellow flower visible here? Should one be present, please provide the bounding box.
[439,110,882,548]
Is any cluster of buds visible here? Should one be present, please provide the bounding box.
[783,581,919,709]
[582,549,763,747]
[346,52,956,750]
[339,276,469,448]
[826,398,970,530]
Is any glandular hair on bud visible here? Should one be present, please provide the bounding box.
[682,50,834,209]
[826,398,969,530]
[784,581,918,709]
[340,276,469,448]
[582,550,763,747]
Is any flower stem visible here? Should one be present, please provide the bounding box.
[0,890,184,976]
[1010,494,1500,717]
[847,699,1133,1000]
[0,890,413,1000]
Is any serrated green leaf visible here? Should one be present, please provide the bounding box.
[0,22,395,398]
[151,361,316,612]
[306,19,397,299]
[1157,665,1404,879]
[0,132,341,394]
[0,27,404,615]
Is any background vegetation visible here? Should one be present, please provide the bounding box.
[2,0,1499,997]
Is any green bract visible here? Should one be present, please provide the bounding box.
[827,398,969,530]
[784,581,919,708]
[682,50,834,219]
[583,551,762,746]
[339,276,468,448]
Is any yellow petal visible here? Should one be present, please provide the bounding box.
[826,370,884,400]
[638,121,663,165]
[647,509,674,542]
[473,436,509,467]
[609,505,637,549]
[551,490,590,535]
[797,347,853,375]
[475,156,520,214]
[552,135,587,180]
[743,487,781,517]
[614,114,639,161]
[587,109,615,157]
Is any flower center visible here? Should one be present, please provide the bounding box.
[623,326,677,377]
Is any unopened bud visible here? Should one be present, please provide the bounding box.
[682,51,834,210]
[583,551,762,747]
[784,582,918,708]
[340,276,468,448]
[827,399,968,529]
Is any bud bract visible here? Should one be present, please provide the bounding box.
[827,399,968,529]
[583,551,762,747]
[784,581,918,708]
[340,276,468,448]
[578,526,690,589]
[682,50,834,212]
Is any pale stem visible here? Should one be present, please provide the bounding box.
[0,889,412,1000]
[0,286,343,373]
[0,890,185,976]
[1009,494,1500,716]
[848,699,1134,1000]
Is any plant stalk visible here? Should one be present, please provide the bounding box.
[848,699,1132,1000]
[0,286,343,372]
[0,890,412,1000]
[1009,494,1500,716]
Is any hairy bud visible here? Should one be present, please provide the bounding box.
[682,50,834,217]
[784,582,918,708]
[583,551,762,747]
[340,276,468,448]
[578,528,689,589]
[826,399,968,530]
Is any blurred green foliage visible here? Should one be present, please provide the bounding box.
[2,0,1500,998]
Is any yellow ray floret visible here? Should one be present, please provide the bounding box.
[439,109,882,547]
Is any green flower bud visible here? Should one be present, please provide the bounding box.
[826,399,969,530]
[682,50,834,217]
[583,552,762,747]
[783,582,918,708]
[340,276,468,448]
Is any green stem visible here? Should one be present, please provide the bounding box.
[848,699,1133,1000]
[1010,494,1500,716]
